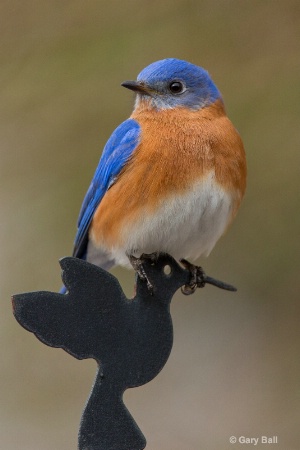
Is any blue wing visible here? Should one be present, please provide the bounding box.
[73,118,141,259]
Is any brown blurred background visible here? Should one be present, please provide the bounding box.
[1,1,300,449]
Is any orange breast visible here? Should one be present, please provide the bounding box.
[90,99,247,248]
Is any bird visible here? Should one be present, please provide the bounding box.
[68,58,247,293]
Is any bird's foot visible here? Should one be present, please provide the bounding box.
[180,258,237,295]
[180,259,206,295]
[128,253,159,294]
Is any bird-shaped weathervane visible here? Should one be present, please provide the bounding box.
[12,254,236,450]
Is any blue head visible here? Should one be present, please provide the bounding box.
[122,58,221,111]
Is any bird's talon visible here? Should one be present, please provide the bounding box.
[181,283,197,295]
[180,258,206,295]
[128,254,154,294]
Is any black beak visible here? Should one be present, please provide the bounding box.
[121,80,152,96]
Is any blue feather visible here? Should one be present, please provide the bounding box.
[137,58,221,110]
[73,118,141,258]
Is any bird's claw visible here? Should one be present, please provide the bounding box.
[129,254,237,296]
[180,259,206,295]
[180,258,237,295]
[128,254,156,294]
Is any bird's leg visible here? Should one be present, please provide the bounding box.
[140,252,160,264]
[128,254,159,294]
[180,258,206,295]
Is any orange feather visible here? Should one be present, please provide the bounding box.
[90,99,246,248]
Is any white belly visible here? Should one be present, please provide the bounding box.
[108,172,233,267]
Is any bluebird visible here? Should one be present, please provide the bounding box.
[69,58,246,293]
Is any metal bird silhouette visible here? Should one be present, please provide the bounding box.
[12,253,236,450]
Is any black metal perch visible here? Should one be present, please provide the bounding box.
[12,253,236,450]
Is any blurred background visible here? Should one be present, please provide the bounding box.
[1,1,299,449]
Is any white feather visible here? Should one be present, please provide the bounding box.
[95,171,233,268]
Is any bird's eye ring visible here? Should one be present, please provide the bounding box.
[169,81,185,94]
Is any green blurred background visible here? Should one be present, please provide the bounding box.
[1,1,299,449]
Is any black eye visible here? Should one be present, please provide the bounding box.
[169,81,184,94]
